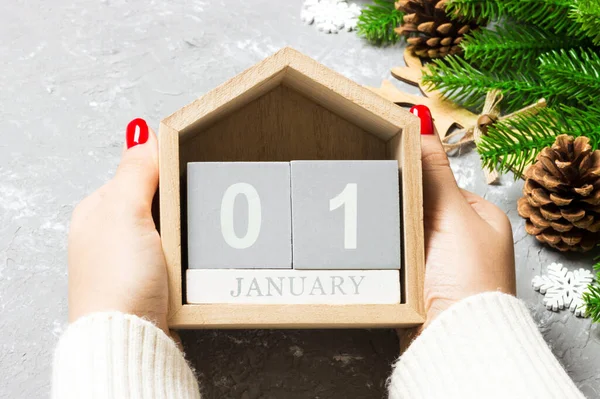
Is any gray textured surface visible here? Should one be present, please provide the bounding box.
[291,161,400,270]
[1,1,599,398]
[187,162,292,269]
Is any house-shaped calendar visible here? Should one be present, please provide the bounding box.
[158,47,425,329]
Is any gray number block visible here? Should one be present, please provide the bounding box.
[290,160,401,270]
[187,162,292,269]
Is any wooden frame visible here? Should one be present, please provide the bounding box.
[159,47,425,329]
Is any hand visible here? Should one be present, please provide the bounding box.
[68,119,170,334]
[405,106,516,344]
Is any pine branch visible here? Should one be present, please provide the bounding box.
[583,261,600,323]
[422,55,551,112]
[462,24,585,74]
[584,285,600,323]
[539,48,600,105]
[504,0,576,35]
[570,0,600,45]
[445,0,502,23]
[446,0,577,34]
[477,105,600,176]
[356,0,404,45]
[477,107,560,176]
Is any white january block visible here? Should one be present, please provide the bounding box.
[186,269,400,304]
[187,162,292,269]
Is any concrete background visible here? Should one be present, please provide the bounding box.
[1,1,599,397]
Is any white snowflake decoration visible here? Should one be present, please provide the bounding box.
[532,262,594,317]
[301,0,361,34]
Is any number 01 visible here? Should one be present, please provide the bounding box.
[220,182,358,250]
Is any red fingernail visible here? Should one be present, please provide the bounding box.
[409,105,434,135]
[126,118,149,149]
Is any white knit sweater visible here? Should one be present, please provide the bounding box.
[52,292,584,399]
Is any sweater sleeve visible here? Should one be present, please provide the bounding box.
[388,292,585,399]
[52,312,200,399]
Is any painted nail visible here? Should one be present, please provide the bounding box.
[409,105,434,135]
[126,118,149,149]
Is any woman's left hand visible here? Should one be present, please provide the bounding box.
[68,119,170,335]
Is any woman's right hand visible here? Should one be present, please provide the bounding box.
[410,105,516,335]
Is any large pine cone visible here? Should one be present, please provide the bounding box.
[394,0,481,58]
[518,135,600,252]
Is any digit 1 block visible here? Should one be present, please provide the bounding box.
[187,162,292,269]
[290,160,401,270]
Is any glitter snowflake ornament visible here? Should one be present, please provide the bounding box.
[532,262,594,317]
[301,0,361,34]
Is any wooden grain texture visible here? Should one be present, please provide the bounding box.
[390,48,436,97]
[168,66,287,142]
[164,47,415,142]
[282,67,401,141]
[179,85,387,168]
[159,46,426,328]
[388,125,425,315]
[169,304,424,329]
[158,121,183,319]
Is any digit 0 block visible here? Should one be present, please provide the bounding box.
[187,162,292,269]
[290,160,401,270]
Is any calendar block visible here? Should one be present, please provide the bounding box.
[187,162,292,269]
[290,160,401,270]
[186,269,401,304]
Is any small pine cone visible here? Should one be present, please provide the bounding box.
[518,135,600,252]
[394,0,482,59]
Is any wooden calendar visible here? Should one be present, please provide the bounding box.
[158,47,425,329]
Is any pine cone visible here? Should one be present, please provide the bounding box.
[518,135,600,252]
[394,0,481,58]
